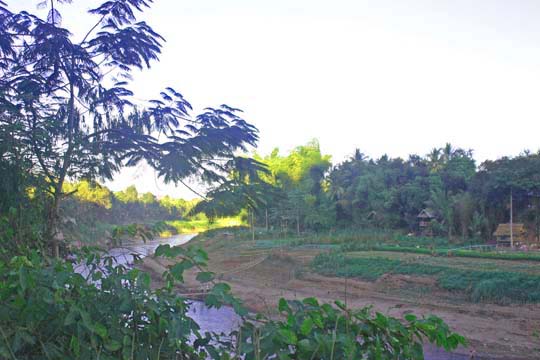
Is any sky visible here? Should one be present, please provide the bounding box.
[8,0,540,198]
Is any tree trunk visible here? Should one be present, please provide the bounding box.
[265,208,269,232]
[296,210,300,237]
[46,186,62,258]
[250,208,255,243]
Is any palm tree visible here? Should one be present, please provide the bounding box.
[441,143,455,162]
[426,187,455,240]
[427,148,442,172]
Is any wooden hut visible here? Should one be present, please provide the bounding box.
[493,223,527,247]
[417,209,435,236]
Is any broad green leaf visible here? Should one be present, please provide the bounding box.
[278,329,298,345]
[196,271,214,283]
[70,336,80,357]
[302,297,319,307]
[278,298,290,313]
[404,313,417,322]
[104,340,122,352]
[93,323,107,339]
[300,318,314,336]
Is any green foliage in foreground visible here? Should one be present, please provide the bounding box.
[236,298,466,360]
[312,252,540,304]
[0,248,232,359]
[0,247,465,359]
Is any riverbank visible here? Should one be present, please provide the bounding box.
[141,231,540,359]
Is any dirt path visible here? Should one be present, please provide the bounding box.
[142,243,540,359]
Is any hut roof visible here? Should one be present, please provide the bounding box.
[493,223,527,237]
[366,211,377,220]
[417,209,435,219]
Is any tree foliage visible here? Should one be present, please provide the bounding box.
[211,141,540,242]
[0,0,258,255]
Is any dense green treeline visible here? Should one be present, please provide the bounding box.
[64,181,197,222]
[212,141,540,242]
[0,168,197,248]
[60,181,198,244]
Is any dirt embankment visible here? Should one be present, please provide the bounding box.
[141,241,540,360]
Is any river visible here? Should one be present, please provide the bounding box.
[103,233,483,360]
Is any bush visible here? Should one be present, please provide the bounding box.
[0,248,241,359]
[0,247,466,359]
[236,298,466,359]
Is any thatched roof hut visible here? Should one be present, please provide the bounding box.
[417,209,435,236]
[493,223,527,246]
[417,209,435,219]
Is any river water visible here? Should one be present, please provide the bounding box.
[103,234,483,360]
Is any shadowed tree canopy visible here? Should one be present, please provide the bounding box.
[0,0,260,255]
[190,157,277,219]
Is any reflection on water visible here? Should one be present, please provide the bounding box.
[188,301,242,335]
[74,233,197,279]
[108,233,197,266]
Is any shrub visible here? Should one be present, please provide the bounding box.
[236,298,466,359]
[0,247,240,359]
[0,247,466,359]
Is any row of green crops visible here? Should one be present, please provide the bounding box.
[282,229,453,248]
[342,243,540,262]
[195,227,455,247]
[311,252,540,304]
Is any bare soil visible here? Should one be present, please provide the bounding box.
[141,238,540,359]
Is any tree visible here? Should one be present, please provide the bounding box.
[253,140,332,232]
[0,1,259,256]
[64,180,113,209]
[190,157,275,223]
[427,178,455,238]
[453,191,474,240]
[115,185,139,204]
[140,191,157,205]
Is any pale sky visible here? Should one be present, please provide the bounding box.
[8,0,540,198]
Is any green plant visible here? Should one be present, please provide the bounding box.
[0,246,241,359]
[343,244,540,262]
[1,0,260,257]
[234,297,466,359]
[0,243,467,359]
[312,252,540,303]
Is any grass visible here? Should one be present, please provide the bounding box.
[347,251,540,276]
[289,228,453,248]
[192,227,452,246]
[166,216,244,235]
[199,227,540,261]
[311,252,540,304]
[192,227,540,261]
[343,244,540,262]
